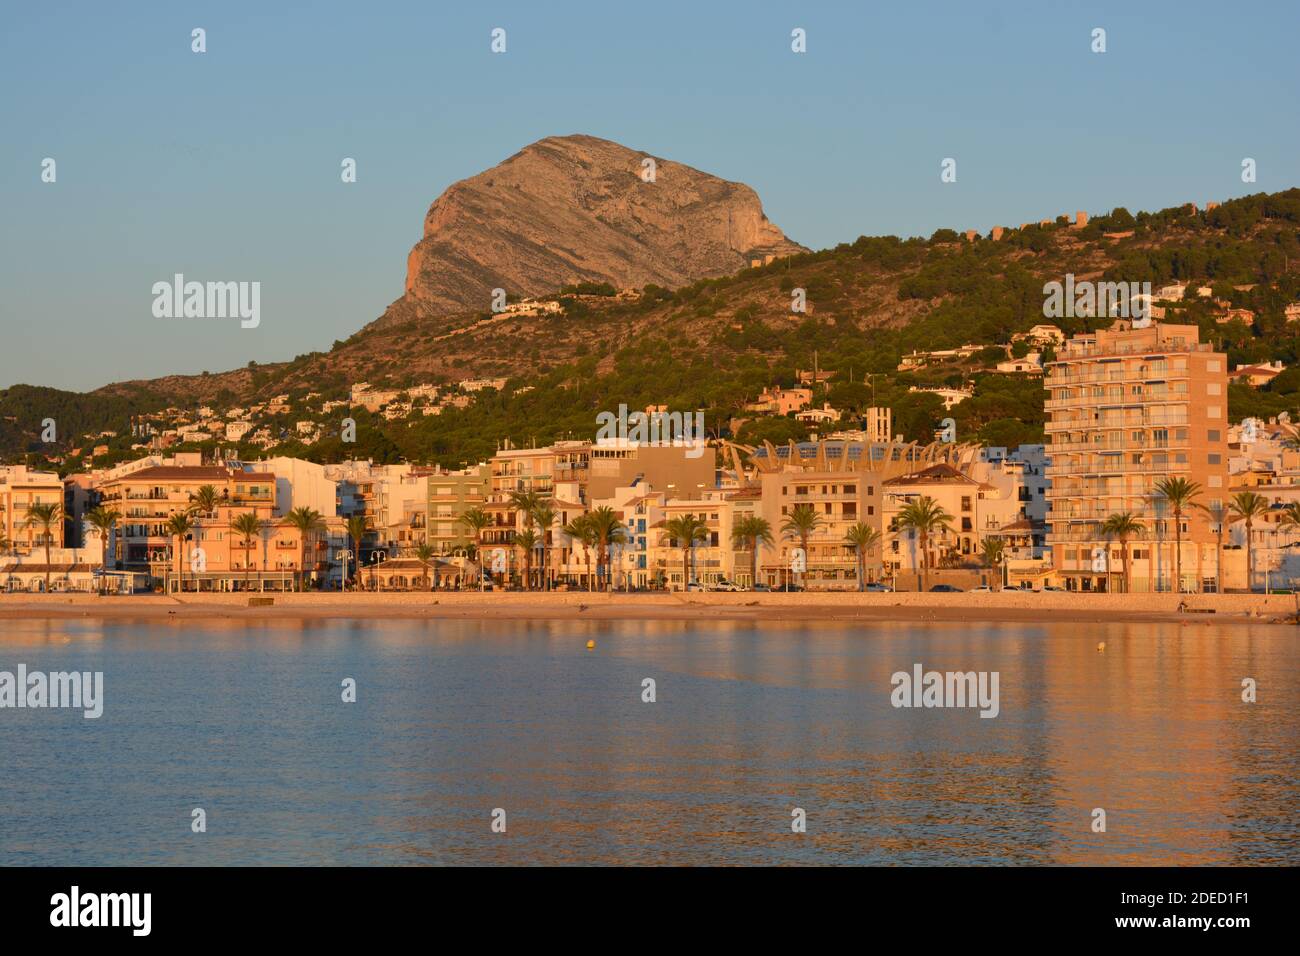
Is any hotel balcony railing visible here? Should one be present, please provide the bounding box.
[1045,392,1188,411]
[1044,366,1190,387]
[1048,438,1172,453]
[1049,504,1148,519]
[1047,460,1190,477]
[1052,341,1212,360]
[1045,531,1110,544]
[1045,414,1189,432]
[1045,485,1155,498]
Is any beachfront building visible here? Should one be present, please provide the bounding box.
[487,437,715,552]
[1225,417,1300,590]
[647,491,738,590]
[725,438,982,589]
[878,450,1049,589]
[426,463,491,554]
[1044,321,1230,592]
[95,463,327,590]
[0,465,66,553]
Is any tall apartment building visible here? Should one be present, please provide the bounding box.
[1044,321,1230,592]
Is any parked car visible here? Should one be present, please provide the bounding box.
[929,584,963,592]
[1041,585,1066,592]
[750,583,774,592]
[709,579,743,592]
[969,585,993,593]
[685,582,707,592]
[1001,585,1027,592]
[863,583,893,592]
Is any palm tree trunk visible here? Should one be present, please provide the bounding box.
[857,551,865,592]
[682,547,689,590]
[751,538,759,588]
[44,532,52,593]
[100,535,108,595]
[918,531,927,592]
[1174,510,1183,593]
[1215,533,1223,593]
[1245,520,1254,591]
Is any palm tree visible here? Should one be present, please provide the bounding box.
[844,522,883,591]
[282,506,325,592]
[189,484,219,517]
[586,506,628,591]
[895,496,952,593]
[508,489,543,529]
[1155,477,1202,593]
[1195,501,1231,594]
[978,537,1005,590]
[164,512,194,593]
[231,512,265,592]
[513,529,538,590]
[22,502,62,593]
[530,503,558,590]
[730,515,775,589]
[457,507,492,590]
[1280,502,1300,533]
[1101,512,1144,594]
[1227,491,1270,592]
[561,514,595,590]
[345,514,368,591]
[661,514,709,591]
[780,503,823,588]
[413,542,436,590]
[83,505,121,595]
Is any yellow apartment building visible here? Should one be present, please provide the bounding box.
[0,465,66,552]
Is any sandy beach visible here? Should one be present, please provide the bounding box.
[0,590,1285,627]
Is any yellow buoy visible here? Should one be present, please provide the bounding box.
[586,640,596,650]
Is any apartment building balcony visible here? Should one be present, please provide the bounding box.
[1046,481,1155,496]
[1053,341,1212,361]
[1045,412,1189,432]
[1048,437,1173,453]
[1045,365,1189,387]
[1045,392,1189,411]
[1048,459,1190,478]
[788,490,861,501]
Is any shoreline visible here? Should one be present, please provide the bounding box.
[0,591,1286,627]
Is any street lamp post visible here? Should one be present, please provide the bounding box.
[336,548,353,592]
[371,551,385,592]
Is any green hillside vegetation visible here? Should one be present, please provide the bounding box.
[5,189,1300,472]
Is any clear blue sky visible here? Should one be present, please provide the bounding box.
[3,0,1297,391]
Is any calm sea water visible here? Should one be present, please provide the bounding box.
[0,617,1295,866]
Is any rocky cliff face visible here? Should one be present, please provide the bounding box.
[382,134,805,323]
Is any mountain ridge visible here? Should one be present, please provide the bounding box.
[375,133,807,328]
